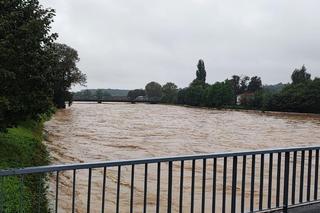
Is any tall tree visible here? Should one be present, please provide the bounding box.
[239,76,250,93]
[127,89,146,101]
[291,65,311,84]
[47,43,86,108]
[161,82,178,103]
[229,75,241,104]
[248,76,262,92]
[145,82,162,101]
[196,59,206,83]
[0,0,57,130]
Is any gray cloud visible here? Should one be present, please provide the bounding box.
[40,0,320,90]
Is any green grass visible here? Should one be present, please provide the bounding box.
[0,114,52,213]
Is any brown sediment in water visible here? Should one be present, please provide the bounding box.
[44,103,320,212]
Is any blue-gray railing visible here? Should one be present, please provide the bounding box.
[1,146,320,213]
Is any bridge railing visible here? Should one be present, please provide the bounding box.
[1,146,320,213]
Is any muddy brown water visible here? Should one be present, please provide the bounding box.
[44,103,320,213]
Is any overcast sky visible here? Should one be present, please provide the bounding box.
[40,0,320,91]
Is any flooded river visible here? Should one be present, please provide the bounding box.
[44,103,320,212]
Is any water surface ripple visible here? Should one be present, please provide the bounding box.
[44,103,320,212]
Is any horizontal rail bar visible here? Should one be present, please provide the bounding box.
[1,146,320,176]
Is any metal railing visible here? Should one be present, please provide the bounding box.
[1,146,320,213]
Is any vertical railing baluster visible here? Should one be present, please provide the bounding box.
[130,165,134,213]
[101,167,106,213]
[37,174,42,213]
[222,157,227,213]
[283,152,290,213]
[268,153,273,209]
[231,156,237,213]
[87,168,92,213]
[250,155,255,212]
[212,158,217,213]
[168,161,173,213]
[55,172,59,213]
[156,162,161,213]
[0,176,3,213]
[241,156,246,213]
[144,163,148,213]
[72,169,77,213]
[116,166,121,213]
[201,159,206,213]
[190,159,195,213]
[179,160,184,213]
[276,153,281,207]
[307,150,312,201]
[292,151,297,205]
[314,150,319,200]
[19,175,24,213]
[259,154,264,210]
[299,150,305,203]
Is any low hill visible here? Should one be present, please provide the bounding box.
[73,89,129,100]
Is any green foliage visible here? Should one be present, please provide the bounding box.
[0,0,57,130]
[47,43,87,108]
[0,118,50,212]
[242,89,274,110]
[73,89,129,100]
[204,81,234,107]
[0,0,86,130]
[239,76,250,93]
[161,82,178,103]
[145,82,162,101]
[127,89,146,101]
[95,89,111,100]
[268,78,320,113]
[248,76,262,92]
[183,85,205,106]
[196,59,206,83]
[291,65,311,84]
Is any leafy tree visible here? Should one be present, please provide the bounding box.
[0,0,57,130]
[204,81,234,107]
[161,82,178,103]
[184,85,205,106]
[127,89,146,101]
[176,88,188,104]
[47,43,86,108]
[243,89,273,109]
[239,76,250,93]
[291,65,311,84]
[229,75,241,104]
[196,59,206,83]
[268,78,320,113]
[248,76,262,92]
[145,82,162,101]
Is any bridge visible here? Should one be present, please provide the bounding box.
[72,98,156,104]
[1,146,320,213]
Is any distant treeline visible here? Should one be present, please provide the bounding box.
[127,60,320,114]
[73,89,129,100]
[0,0,86,131]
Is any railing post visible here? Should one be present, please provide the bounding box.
[167,161,173,213]
[0,176,4,213]
[283,152,290,213]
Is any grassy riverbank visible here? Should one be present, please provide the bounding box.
[0,113,52,213]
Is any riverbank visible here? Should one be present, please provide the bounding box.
[170,103,320,117]
[0,114,52,213]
